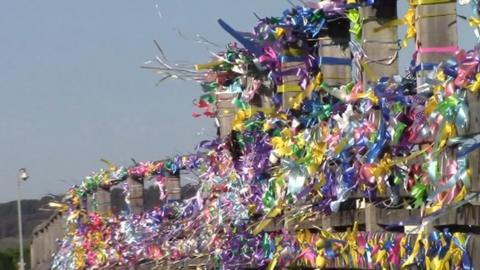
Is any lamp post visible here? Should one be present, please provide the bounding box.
[17,168,28,270]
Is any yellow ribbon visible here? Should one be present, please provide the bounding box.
[467,73,480,92]
[353,89,379,104]
[410,0,455,5]
[194,60,222,71]
[252,206,282,235]
[468,16,480,27]
[402,227,425,267]
[374,7,416,48]
[346,9,362,40]
[48,201,69,211]
[292,72,323,109]
[361,61,379,83]
[277,84,303,93]
[274,27,286,39]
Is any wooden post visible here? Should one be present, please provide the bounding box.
[127,176,144,214]
[468,235,480,269]
[216,92,237,138]
[415,2,457,232]
[80,196,89,213]
[416,2,457,85]
[95,187,111,216]
[365,203,383,232]
[319,17,352,87]
[166,171,182,201]
[361,0,399,86]
[87,193,95,213]
[360,0,399,232]
[279,60,303,110]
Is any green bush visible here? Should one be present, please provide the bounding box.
[0,248,30,270]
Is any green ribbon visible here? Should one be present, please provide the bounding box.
[392,122,407,144]
[411,183,427,208]
[346,9,362,41]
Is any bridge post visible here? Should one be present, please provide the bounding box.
[30,233,38,268]
[318,17,351,87]
[127,176,144,214]
[360,0,399,86]
[166,171,181,202]
[360,0,399,232]
[95,187,111,216]
[216,92,237,138]
[416,1,458,233]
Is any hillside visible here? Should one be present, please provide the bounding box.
[0,196,59,250]
[0,184,198,250]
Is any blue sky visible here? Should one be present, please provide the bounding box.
[0,1,475,202]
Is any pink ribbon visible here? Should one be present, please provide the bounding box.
[417,46,458,54]
[454,49,479,87]
[259,46,279,69]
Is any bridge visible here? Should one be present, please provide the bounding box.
[31,1,480,269]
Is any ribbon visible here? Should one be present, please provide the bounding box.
[410,0,457,5]
[346,9,362,40]
[418,46,458,54]
[373,7,416,48]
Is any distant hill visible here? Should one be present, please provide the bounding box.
[0,196,59,250]
[0,184,199,250]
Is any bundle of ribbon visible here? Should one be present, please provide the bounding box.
[52,1,480,269]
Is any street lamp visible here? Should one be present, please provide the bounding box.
[17,168,28,270]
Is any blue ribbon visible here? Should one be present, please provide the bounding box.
[217,19,263,57]
[280,55,351,66]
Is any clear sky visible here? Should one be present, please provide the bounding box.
[0,1,475,202]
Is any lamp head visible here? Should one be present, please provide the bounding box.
[19,168,29,181]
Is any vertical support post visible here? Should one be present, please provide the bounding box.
[361,0,399,86]
[319,17,352,87]
[279,60,304,110]
[365,203,383,232]
[87,194,95,213]
[30,235,36,268]
[80,195,89,226]
[360,0,399,232]
[415,2,457,85]
[95,187,111,216]
[39,231,47,263]
[127,176,144,214]
[318,16,351,233]
[416,2,457,231]
[468,235,480,269]
[80,196,88,212]
[216,92,237,138]
[166,171,182,201]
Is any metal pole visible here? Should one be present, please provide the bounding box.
[17,177,25,270]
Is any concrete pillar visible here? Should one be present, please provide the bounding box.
[166,171,181,202]
[127,176,144,214]
[318,18,352,87]
[95,187,111,216]
[215,92,237,138]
